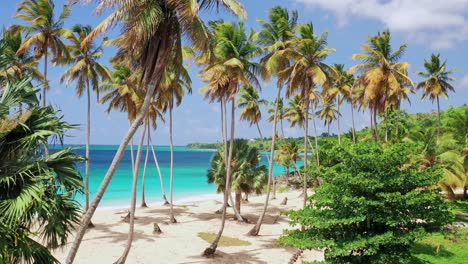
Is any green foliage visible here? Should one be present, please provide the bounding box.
[197,232,251,247]
[412,228,468,264]
[280,142,452,263]
[0,79,84,263]
[207,139,267,197]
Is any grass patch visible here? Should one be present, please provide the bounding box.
[278,186,289,193]
[412,228,468,264]
[197,232,251,247]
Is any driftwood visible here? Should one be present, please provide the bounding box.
[153,223,163,234]
[280,197,288,205]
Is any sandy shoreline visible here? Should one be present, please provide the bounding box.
[54,189,323,263]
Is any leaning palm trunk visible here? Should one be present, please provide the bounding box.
[204,97,236,256]
[169,105,176,223]
[257,122,275,200]
[43,46,49,156]
[141,122,150,208]
[65,20,173,262]
[248,86,281,236]
[336,96,341,145]
[115,122,147,264]
[395,108,399,140]
[149,136,169,204]
[85,81,91,211]
[436,96,441,138]
[222,99,244,221]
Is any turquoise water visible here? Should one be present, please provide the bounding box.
[54,145,292,207]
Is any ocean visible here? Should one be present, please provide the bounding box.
[56,145,291,208]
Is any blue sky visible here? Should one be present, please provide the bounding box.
[1,0,467,145]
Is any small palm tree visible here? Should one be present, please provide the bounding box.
[284,94,307,128]
[267,98,286,138]
[60,24,111,213]
[14,0,72,106]
[416,54,458,137]
[207,139,267,213]
[318,100,339,135]
[238,85,268,139]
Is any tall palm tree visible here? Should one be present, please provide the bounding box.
[350,31,413,142]
[416,53,457,138]
[249,6,298,236]
[60,24,111,214]
[158,64,192,223]
[65,2,245,262]
[323,64,353,144]
[200,21,261,255]
[14,0,72,107]
[284,94,307,128]
[279,23,335,208]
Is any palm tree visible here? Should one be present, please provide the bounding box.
[284,94,307,128]
[267,98,286,138]
[275,140,301,182]
[207,139,268,213]
[279,23,335,208]
[0,29,42,85]
[200,21,261,255]
[14,0,72,107]
[158,64,192,223]
[350,31,413,142]
[60,24,111,214]
[249,6,298,236]
[318,100,339,135]
[65,2,245,262]
[323,64,353,144]
[416,54,457,138]
[0,78,84,263]
[238,85,268,140]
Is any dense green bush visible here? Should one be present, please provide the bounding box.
[280,142,452,263]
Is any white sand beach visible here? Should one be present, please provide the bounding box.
[53,189,324,264]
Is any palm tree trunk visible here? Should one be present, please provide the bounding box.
[385,109,389,142]
[373,107,380,142]
[115,121,147,264]
[280,117,285,138]
[369,108,373,137]
[351,105,356,143]
[169,105,176,223]
[130,135,135,173]
[257,122,275,199]
[395,108,399,140]
[222,99,244,221]
[43,48,49,156]
[140,121,150,208]
[437,96,441,138]
[235,189,242,214]
[85,80,91,211]
[149,136,168,204]
[311,103,320,172]
[248,86,281,236]
[65,22,172,260]
[337,97,341,145]
[204,97,236,256]
[303,98,309,209]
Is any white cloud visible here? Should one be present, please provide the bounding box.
[295,0,468,49]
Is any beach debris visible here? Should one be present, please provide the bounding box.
[120,211,138,223]
[288,249,303,264]
[153,223,163,234]
[280,197,288,205]
[170,217,177,224]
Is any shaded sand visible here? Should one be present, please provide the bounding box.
[54,189,324,263]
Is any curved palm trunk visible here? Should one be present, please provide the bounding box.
[351,105,356,143]
[169,106,176,223]
[436,96,441,138]
[248,86,281,236]
[204,98,236,255]
[115,122,147,264]
[141,122,150,208]
[385,109,389,142]
[257,122,275,199]
[65,19,173,261]
[336,97,341,145]
[43,47,50,156]
[149,136,169,204]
